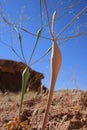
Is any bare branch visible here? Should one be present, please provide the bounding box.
[19,27,51,40]
[0,40,24,61]
[0,14,51,41]
[59,32,86,42]
[55,6,87,41]
[44,0,54,38]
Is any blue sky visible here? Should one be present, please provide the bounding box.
[0,0,87,90]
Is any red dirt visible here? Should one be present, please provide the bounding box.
[0,90,87,130]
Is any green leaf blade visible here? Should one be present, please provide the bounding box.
[29,28,42,64]
[18,33,26,64]
[19,66,30,117]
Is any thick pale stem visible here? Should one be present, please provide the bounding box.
[42,39,62,130]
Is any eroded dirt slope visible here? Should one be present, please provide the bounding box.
[0,90,87,130]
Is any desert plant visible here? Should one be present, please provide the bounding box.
[41,1,62,129]
[41,1,87,129]
[0,1,87,129]
[19,28,42,117]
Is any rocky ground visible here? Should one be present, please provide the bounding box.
[0,89,87,130]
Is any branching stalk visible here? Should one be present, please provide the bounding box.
[30,47,52,66]
[28,28,42,64]
[44,0,54,38]
[0,40,24,61]
[39,0,43,28]
[55,6,87,41]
